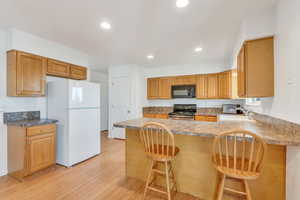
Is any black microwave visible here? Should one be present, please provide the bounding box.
[171,85,196,98]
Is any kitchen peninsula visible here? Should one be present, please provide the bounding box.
[114,117,300,200]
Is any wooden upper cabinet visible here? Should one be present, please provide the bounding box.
[218,71,232,99]
[47,58,70,78]
[173,75,196,85]
[147,78,160,99]
[237,45,246,97]
[158,78,172,99]
[7,50,46,97]
[237,36,274,97]
[207,74,219,99]
[196,74,208,99]
[70,64,87,80]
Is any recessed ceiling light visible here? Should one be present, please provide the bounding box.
[100,21,111,30]
[176,0,189,8]
[147,54,154,60]
[195,47,203,52]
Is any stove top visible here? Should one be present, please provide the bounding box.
[168,104,197,120]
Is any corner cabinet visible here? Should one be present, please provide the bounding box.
[7,50,46,97]
[237,36,274,97]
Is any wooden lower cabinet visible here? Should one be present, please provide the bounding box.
[143,113,168,119]
[8,124,57,180]
[195,115,218,122]
[26,132,56,175]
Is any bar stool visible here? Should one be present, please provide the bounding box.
[212,130,267,200]
[139,122,180,200]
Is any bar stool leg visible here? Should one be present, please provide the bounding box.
[143,160,154,199]
[243,180,252,200]
[165,161,172,200]
[169,161,178,193]
[217,174,226,200]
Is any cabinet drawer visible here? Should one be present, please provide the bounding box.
[27,124,56,136]
[70,65,87,80]
[143,113,157,118]
[156,114,168,119]
[195,115,218,122]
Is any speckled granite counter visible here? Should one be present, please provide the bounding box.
[6,119,58,127]
[118,117,286,199]
[114,118,300,146]
[4,111,58,127]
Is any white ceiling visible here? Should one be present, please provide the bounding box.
[0,0,275,71]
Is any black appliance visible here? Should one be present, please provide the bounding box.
[171,85,196,98]
[168,104,197,120]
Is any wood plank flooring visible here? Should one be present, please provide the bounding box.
[0,132,200,200]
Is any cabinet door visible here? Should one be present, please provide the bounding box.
[158,78,172,99]
[27,133,56,174]
[218,71,231,99]
[70,65,87,80]
[16,51,46,96]
[147,78,160,99]
[196,75,208,98]
[47,59,70,78]
[207,74,219,98]
[174,75,196,85]
[237,46,246,97]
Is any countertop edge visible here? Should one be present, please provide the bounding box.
[114,119,300,147]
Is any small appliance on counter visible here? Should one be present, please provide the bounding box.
[168,104,197,120]
[222,104,243,114]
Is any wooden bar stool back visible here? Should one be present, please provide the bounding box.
[140,122,179,200]
[212,130,267,200]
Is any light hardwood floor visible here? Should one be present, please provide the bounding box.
[0,132,200,200]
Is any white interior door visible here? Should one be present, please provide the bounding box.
[110,76,131,139]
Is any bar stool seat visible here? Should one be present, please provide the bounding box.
[148,145,180,161]
[140,122,179,200]
[212,130,267,200]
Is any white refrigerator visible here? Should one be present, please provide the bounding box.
[47,77,101,167]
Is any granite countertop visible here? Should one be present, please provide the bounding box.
[6,119,59,127]
[114,118,300,146]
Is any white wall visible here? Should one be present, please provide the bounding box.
[0,28,91,176]
[230,2,300,199]
[89,71,109,131]
[273,1,300,200]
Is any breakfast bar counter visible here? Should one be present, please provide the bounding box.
[114,118,291,200]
